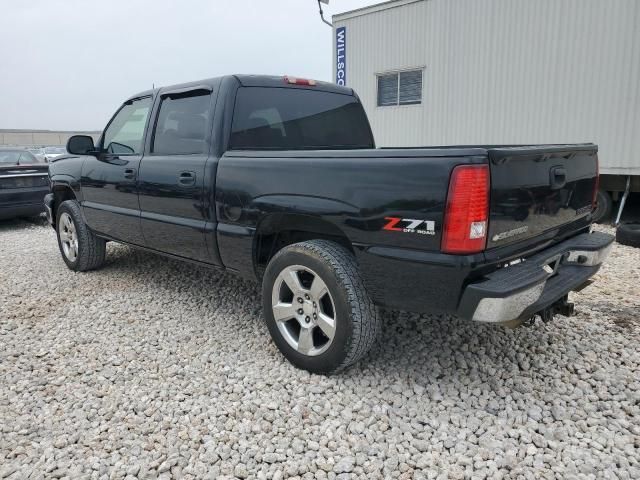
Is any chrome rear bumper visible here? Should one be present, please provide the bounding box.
[457,231,614,324]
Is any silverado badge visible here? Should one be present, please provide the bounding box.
[492,226,529,242]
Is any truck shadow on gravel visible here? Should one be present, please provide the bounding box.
[100,243,626,395]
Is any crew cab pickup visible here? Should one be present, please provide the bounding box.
[45,75,613,374]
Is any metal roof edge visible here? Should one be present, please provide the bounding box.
[333,0,424,23]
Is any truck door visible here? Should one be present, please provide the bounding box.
[81,96,152,245]
[137,87,219,264]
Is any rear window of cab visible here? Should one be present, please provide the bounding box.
[230,87,374,151]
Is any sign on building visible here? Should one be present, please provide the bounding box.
[336,27,346,86]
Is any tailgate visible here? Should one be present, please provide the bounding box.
[487,144,597,249]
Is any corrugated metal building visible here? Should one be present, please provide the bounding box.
[333,0,640,184]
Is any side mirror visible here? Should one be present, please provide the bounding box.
[67,135,96,155]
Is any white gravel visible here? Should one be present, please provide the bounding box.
[1,219,639,480]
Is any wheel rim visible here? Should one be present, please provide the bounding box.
[58,212,78,262]
[271,265,337,357]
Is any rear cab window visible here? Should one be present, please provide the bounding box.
[229,87,374,150]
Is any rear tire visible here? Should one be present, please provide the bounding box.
[56,200,106,271]
[616,223,640,248]
[262,240,380,375]
[593,189,613,223]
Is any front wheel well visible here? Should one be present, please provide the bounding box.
[52,185,77,223]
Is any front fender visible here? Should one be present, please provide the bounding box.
[49,174,83,203]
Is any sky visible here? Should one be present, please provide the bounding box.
[0,0,376,131]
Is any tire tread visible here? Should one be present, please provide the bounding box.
[57,200,106,271]
[616,223,640,248]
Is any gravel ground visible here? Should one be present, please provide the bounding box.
[1,218,639,480]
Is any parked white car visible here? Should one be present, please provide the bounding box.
[43,146,67,162]
[27,147,47,163]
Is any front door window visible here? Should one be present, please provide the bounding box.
[102,97,152,155]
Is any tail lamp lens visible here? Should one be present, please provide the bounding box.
[442,164,490,254]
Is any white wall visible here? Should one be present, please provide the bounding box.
[334,0,640,175]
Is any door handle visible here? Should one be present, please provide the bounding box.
[124,168,136,179]
[178,171,196,186]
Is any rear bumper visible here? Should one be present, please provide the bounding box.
[0,187,49,220]
[0,203,45,220]
[457,231,614,323]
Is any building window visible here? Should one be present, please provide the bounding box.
[377,69,423,107]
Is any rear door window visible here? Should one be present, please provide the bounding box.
[152,92,211,155]
[230,87,374,150]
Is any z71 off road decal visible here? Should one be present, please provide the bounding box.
[383,217,436,236]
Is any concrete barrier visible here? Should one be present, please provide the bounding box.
[0,129,101,147]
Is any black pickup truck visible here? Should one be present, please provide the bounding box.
[45,75,613,374]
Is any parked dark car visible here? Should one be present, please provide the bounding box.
[0,148,48,220]
[45,75,613,374]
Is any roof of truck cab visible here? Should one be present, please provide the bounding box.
[126,74,353,102]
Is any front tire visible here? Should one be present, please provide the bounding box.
[56,200,106,271]
[262,240,380,375]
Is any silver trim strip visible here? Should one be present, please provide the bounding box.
[0,173,49,178]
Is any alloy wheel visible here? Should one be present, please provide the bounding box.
[59,212,78,262]
[271,265,337,356]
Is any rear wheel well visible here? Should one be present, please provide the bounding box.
[254,216,354,278]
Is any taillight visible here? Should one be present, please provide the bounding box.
[592,156,600,209]
[442,164,490,254]
[283,76,317,86]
